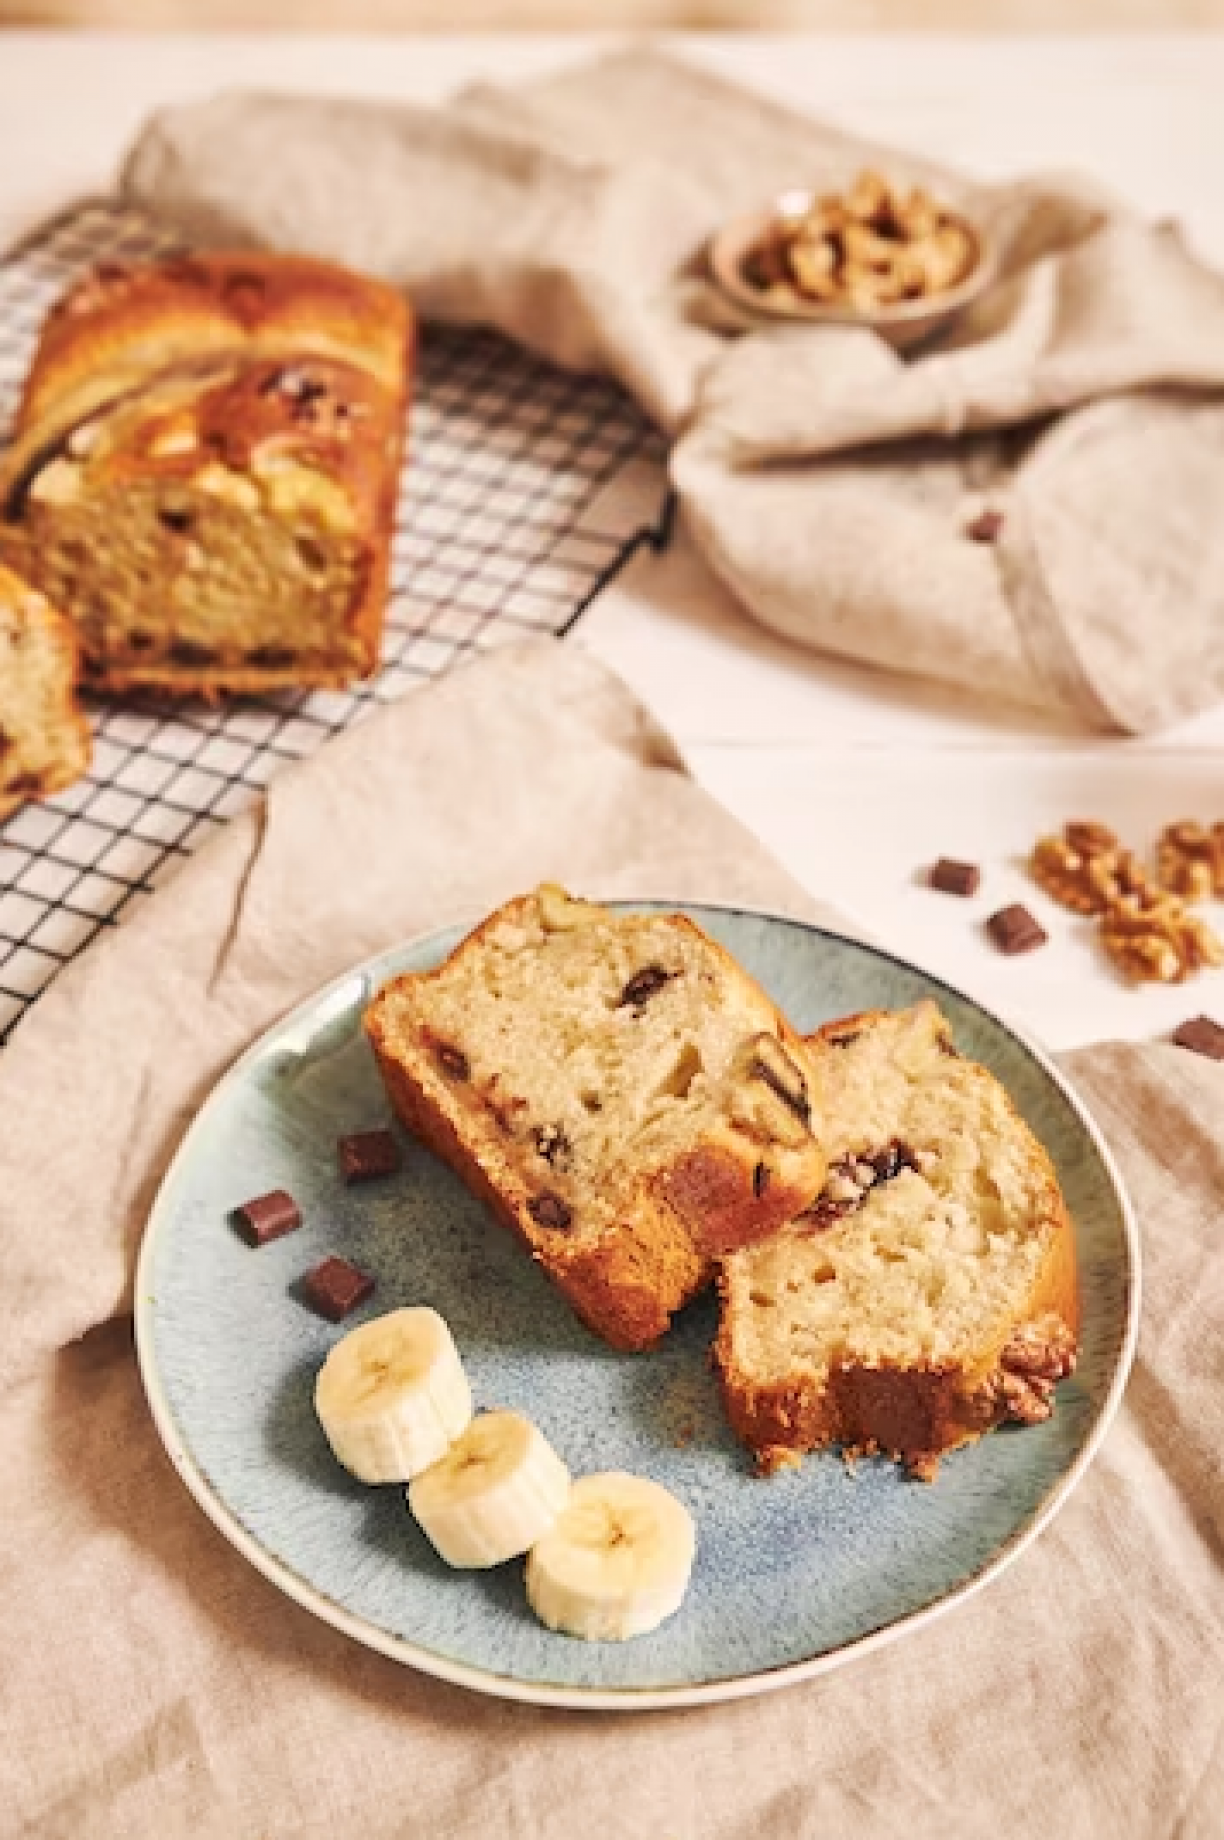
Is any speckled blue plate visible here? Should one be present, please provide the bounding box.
[135,904,1138,1711]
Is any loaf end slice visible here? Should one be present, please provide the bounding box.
[365,886,829,1351]
[715,1002,1078,1478]
[0,561,90,821]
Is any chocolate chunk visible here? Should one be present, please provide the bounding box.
[233,1188,302,1247]
[987,904,1048,956]
[434,1042,470,1082]
[751,1044,810,1123]
[170,639,217,667]
[248,646,297,669]
[157,501,195,534]
[823,1028,861,1049]
[1171,1015,1224,1060]
[929,857,981,898]
[302,1256,376,1322]
[5,773,41,795]
[528,1192,573,1232]
[966,509,1004,543]
[533,1124,572,1169]
[863,1140,920,1184]
[337,1129,402,1184]
[753,1159,770,1198]
[800,1198,855,1233]
[618,965,673,1011]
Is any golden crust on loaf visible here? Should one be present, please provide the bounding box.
[714,1003,1079,1478]
[365,887,829,1352]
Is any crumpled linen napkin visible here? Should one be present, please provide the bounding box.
[121,48,1224,733]
[1,639,1221,1840]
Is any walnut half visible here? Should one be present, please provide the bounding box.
[1030,822,1151,916]
[981,1315,1076,1426]
[1100,889,1224,984]
[1156,821,1224,904]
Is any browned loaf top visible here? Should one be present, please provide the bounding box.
[365,886,829,1353]
[0,560,90,821]
[714,1001,1079,1478]
[0,252,413,697]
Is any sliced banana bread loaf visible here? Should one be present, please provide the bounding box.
[715,1002,1078,1478]
[0,252,412,696]
[0,561,90,821]
[365,886,828,1352]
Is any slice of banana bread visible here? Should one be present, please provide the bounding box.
[365,886,828,1352]
[0,561,90,821]
[715,1002,1078,1478]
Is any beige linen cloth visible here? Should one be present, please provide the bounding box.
[121,48,1224,733]
[1,640,1222,1838]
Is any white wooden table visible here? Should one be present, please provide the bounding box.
[3,29,1223,1050]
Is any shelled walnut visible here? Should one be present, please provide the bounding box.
[1099,889,1224,984]
[1027,815,1224,986]
[1156,821,1224,903]
[742,169,978,315]
[1029,822,1152,916]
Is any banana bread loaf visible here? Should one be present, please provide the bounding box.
[365,886,829,1352]
[715,1002,1078,1478]
[0,560,90,820]
[0,252,412,697]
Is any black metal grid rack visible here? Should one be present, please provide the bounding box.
[0,201,670,1039]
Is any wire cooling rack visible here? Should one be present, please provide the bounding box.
[0,201,670,1040]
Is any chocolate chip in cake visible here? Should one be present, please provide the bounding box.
[986,904,1048,956]
[800,1197,856,1233]
[618,965,673,1011]
[929,857,981,898]
[1171,1015,1224,1060]
[233,1188,302,1247]
[750,1040,810,1123]
[863,1140,920,1184]
[823,1028,861,1049]
[248,645,297,669]
[528,1192,573,1232]
[753,1159,770,1198]
[533,1124,572,1169]
[170,639,217,667]
[157,496,195,534]
[434,1042,470,1082]
[302,1256,376,1322]
[337,1129,402,1184]
[966,509,1004,543]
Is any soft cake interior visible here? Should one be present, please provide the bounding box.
[0,586,83,799]
[0,357,379,688]
[7,479,368,682]
[722,1003,1059,1381]
[371,888,821,1250]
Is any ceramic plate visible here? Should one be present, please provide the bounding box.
[135,905,1138,1711]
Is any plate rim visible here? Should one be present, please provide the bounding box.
[134,901,1141,1713]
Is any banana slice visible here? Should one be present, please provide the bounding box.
[407,1410,570,1568]
[525,1472,696,1641]
[314,1307,472,1485]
